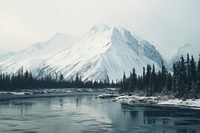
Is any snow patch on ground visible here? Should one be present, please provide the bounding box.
[158,98,200,108]
[114,95,200,109]
[96,93,118,99]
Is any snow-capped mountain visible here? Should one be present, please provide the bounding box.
[38,24,165,82]
[0,33,79,75]
[0,24,165,82]
[170,43,200,66]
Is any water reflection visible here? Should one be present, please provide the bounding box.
[76,98,81,108]
[0,95,200,133]
[121,104,200,133]
[0,100,34,115]
[59,98,63,108]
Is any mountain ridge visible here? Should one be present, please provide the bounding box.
[170,43,200,67]
[0,24,166,82]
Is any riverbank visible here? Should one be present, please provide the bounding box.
[114,94,200,109]
[96,93,200,109]
[0,88,118,101]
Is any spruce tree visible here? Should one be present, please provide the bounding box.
[121,72,128,92]
[130,68,137,92]
[161,60,167,93]
[186,53,192,93]
[172,63,177,94]
[180,55,187,98]
[146,64,152,96]
[151,64,156,94]
[190,55,197,95]
[196,55,200,94]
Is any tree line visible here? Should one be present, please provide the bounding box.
[120,54,200,99]
[0,68,118,91]
[1,53,200,98]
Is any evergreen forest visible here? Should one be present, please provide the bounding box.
[121,54,200,99]
[1,53,200,99]
[0,69,117,91]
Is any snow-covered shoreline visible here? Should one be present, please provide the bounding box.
[114,95,200,109]
[97,93,200,109]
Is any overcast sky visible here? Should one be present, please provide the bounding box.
[0,0,200,59]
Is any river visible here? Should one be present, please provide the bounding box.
[0,93,200,133]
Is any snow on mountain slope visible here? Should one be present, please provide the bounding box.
[0,24,165,82]
[170,43,200,66]
[0,33,79,75]
[38,24,165,82]
[0,51,16,62]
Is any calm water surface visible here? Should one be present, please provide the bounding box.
[0,93,200,133]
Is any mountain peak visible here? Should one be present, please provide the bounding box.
[112,26,132,38]
[89,23,111,35]
[89,24,133,38]
[177,43,193,52]
[1,24,165,82]
[49,32,75,41]
[183,43,192,48]
[171,43,200,66]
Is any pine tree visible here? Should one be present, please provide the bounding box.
[151,64,156,94]
[121,72,128,92]
[130,68,137,92]
[186,53,192,93]
[196,55,200,94]
[180,55,187,98]
[166,73,172,92]
[146,64,152,96]
[161,60,167,93]
[142,67,146,90]
[172,63,177,94]
[59,74,64,82]
[189,56,197,95]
